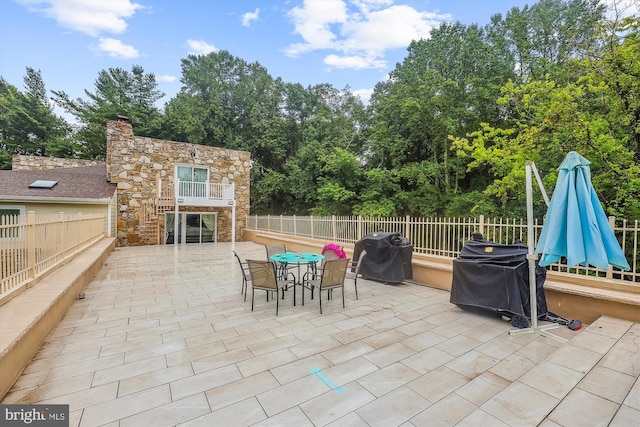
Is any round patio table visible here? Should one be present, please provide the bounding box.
[269,252,324,306]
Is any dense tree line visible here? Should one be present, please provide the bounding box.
[1,0,639,219]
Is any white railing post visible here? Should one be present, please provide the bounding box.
[310,216,314,239]
[27,211,36,279]
[405,215,410,241]
[60,212,66,261]
[332,215,337,241]
[607,216,616,279]
[357,215,362,240]
[293,215,297,236]
[479,215,485,235]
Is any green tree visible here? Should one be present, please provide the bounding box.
[367,22,515,215]
[159,50,368,215]
[160,51,290,171]
[0,68,72,169]
[353,169,400,217]
[310,148,363,216]
[494,0,605,82]
[52,65,163,159]
[452,74,640,218]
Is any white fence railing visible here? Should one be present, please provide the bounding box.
[0,212,106,301]
[247,215,639,285]
[177,181,235,200]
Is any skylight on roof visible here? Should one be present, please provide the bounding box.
[29,180,58,189]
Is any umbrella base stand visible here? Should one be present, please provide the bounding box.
[509,323,567,343]
[511,163,568,345]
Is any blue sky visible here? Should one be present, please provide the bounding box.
[0,0,634,109]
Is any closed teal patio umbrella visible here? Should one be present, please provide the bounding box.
[535,151,630,271]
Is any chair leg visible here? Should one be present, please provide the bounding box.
[342,286,345,308]
[276,288,279,315]
[319,288,323,314]
[354,277,358,300]
[251,288,255,311]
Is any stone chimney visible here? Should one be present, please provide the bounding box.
[106,119,134,181]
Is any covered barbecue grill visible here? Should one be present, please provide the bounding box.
[450,233,548,327]
[353,231,413,284]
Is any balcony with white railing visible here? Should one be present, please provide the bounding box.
[156,179,235,212]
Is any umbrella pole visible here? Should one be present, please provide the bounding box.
[509,162,566,343]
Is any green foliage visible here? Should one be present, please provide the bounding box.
[353,169,400,217]
[310,148,363,215]
[52,65,163,159]
[494,0,605,82]
[452,68,640,218]
[7,0,638,221]
[0,68,72,168]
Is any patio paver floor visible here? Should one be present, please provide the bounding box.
[2,242,638,426]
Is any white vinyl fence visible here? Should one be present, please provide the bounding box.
[0,212,106,299]
[247,215,639,285]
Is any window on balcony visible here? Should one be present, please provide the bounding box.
[177,165,208,198]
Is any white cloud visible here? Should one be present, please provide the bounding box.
[284,0,451,70]
[17,0,143,36]
[285,0,348,55]
[600,0,640,18]
[95,38,139,59]
[187,39,217,55]
[242,8,260,27]
[324,54,386,69]
[157,75,178,83]
[341,5,446,53]
[352,87,374,103]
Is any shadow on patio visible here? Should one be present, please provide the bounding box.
[2,242,639,426]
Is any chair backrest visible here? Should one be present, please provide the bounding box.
[321,258,349,288]
[247,259,277,290]
[265,244,287,259]
[233,250,248,274]
[354,250,366,273]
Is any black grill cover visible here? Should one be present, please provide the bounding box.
[354,232,413,283]
[450,234,547,319]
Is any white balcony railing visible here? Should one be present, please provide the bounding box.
[157,179,235,210]
[177,181,235,200]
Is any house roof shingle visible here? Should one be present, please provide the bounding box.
[0,164,116,201]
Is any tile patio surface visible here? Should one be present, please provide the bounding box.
[3,242,639,426]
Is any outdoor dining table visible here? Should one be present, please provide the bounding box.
[269,252,324,306]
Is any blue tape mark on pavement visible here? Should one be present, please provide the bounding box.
[309,367,345,394]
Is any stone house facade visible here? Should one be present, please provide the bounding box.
[6,120,251,247]
[106,119,251,246]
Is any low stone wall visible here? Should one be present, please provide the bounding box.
[243,230,640,324]
[11,155,100,170]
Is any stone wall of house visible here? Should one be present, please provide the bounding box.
[106,119,251,246]
[11,155,101,170]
